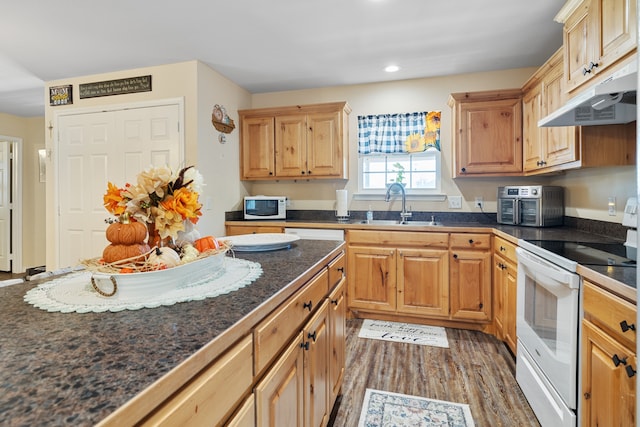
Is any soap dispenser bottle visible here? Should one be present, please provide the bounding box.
[366,205,373,222]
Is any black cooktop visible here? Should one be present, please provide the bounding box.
[524,240,636,267]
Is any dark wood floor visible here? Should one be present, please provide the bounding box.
[330,318,541,426]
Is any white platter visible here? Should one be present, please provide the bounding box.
[226,233,300,252]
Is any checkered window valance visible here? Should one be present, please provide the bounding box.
[357,111,441,155]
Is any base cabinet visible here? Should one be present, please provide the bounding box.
[256,252,346,427]
[347,230,449,320]
[581,280,637,426]
[449,233,492,322]
[492,236,518,354]
[256,333,305,427]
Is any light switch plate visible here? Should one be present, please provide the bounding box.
[448,196,462,209]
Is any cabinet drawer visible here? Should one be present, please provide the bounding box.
[328,251,346,289]
[583,280,637,350]
[254,268,329,374]
[347,230,449,247]
[494,236,517,262]
[142,335,253,426]
[450,233,491,249]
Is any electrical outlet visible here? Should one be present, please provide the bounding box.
[475,197,484,209]
[448,196,462,209]
[608,197,616,216]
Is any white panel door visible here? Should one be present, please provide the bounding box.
[0,141,10,271]
[57,104,181,269]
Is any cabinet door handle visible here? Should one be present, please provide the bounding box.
[500,246,506,252]
[453,254,458,259]
[303,301,313,311]
[468,239,474,244]
[331,299,339,306]
[612,354,628,367]
[307,331,317,342]
[620,320,636,333]
[337,267,344,273]
[626,365,636,378]
[300,341,310,351]
[461,167,466,173]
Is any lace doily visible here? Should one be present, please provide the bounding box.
[24,258,262,313]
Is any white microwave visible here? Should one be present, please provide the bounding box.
[244,196,287,220]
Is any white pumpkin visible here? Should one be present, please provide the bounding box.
[148,246,181,269]
[180,244,199,264]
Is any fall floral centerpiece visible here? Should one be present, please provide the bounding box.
[82,165,228,282]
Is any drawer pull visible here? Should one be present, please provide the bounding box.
[620,320,636,333]
[337,267,345,273]
[626,365,636,378]
[500,246,506,252]
[453,254,458,259]
[308,331,317,342]
[331,299,339,306]
[612,354,628,367]
[303,301,313,311]
[468,239,474,244]
[300,341,310,351]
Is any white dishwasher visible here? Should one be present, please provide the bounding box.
[284,228,344,241]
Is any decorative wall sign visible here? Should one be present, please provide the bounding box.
[79,75,152,99]
[49,85,73,106]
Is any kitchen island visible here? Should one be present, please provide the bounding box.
[0,239,345,426]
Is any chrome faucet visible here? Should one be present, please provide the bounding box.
[385,183,412,223]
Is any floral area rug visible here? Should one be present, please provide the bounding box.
[358,389,475,427]
[358,319,449,348]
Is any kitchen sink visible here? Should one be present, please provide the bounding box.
[357,219,442,226]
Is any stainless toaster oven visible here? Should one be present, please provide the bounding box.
[497,186,564,227]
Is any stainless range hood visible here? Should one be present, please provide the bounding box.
[538,61,637,127]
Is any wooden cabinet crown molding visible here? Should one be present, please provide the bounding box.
[238,101,352,118]
[554,0,585,23]
[447,88,523,106]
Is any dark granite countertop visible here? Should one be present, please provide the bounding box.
[0,239,344,426]
[228,217,636,291]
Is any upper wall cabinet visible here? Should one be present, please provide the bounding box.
[448,90,523,178]
[238,102,351,181]
[522,48,580,174]
[560,0,637,95]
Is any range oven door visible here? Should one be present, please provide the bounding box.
[516,247,581,409]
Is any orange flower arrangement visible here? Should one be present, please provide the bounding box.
[103,165,203,240]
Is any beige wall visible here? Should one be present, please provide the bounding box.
[0,113,45,271]
[21,61,638,270]
[248,70,636,223]
[43,61,251,270]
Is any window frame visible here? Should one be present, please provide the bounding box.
[356,148,442,196]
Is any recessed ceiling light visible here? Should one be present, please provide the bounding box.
[385,65,400,73]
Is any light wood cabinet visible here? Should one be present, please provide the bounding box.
[255,251,346,427]
[449,233,492,322]
[141,335,254,426]
[302,301,331,427]
[239,102,351,181]
[225,225,285,236]
[581,280,637,426]
[523,48,579,174]
[448,89,523,178]
[327,258,346,406]
[561,0,637,94]
[492,236,518,354]
[255,332,305,427]
[347,230,449,320]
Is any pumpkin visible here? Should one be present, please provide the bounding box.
[106,214,148,245]
[103,243,151,263]
[180,244,199,264]
[147,246,181,269]
[194,236,220,253]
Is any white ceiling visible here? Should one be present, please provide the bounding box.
[0,0,564,117]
